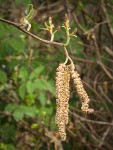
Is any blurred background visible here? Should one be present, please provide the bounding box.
[0,0,113,149]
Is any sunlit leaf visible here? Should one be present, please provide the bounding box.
[13,109,24,121]
[26,80,34,95]
[5,104,18,113]
[18,83,26,99]
[19,66,29,82]
[33,79,47,90]
[29,66,44,80]
[9,38,26,52]
[0,70,7,83]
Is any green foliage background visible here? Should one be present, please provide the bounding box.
[0,0,113,150]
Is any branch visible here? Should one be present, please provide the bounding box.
[0,18,64,47]
[98,85,113,105]
[70,111,113,126]
[72,13,86,33]
[103,46,113,57]
[100,0,113,37]
[91,34,113,80]
[96,122,112,149]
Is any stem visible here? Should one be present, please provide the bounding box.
[64,35,70,47]
[64,47,75,69]
[50,34,54,42]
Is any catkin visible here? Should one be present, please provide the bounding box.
[55,64,70,141]
[71,69,94,114]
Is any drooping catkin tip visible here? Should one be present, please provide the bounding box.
[58,122,66,141]
[81,104,94,114]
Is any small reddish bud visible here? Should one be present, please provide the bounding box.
[73,28,77,34]
[57,26,60,31]
[65,13,68,19]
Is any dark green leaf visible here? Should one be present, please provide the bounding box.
[38,91,47,106]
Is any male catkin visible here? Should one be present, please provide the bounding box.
[71,69,94,113]
[55,64,70,141]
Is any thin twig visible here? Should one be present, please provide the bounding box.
[98,86,113,105]
[96,121,113,150]
[70,111,113,126]
[100,0,113,37]
[72,13,85,32]
[103,46,113,57]
[64,47,74,66]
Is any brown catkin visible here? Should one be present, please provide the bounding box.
[55,64,70,141]
[71,69,94,113]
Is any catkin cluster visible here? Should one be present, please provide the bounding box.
[55,63,94,141]
[55,64,70,141]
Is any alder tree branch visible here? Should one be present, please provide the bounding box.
[0,18,64,47]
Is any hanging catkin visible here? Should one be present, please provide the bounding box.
[71,68,94,113]
[55,64,70,141]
